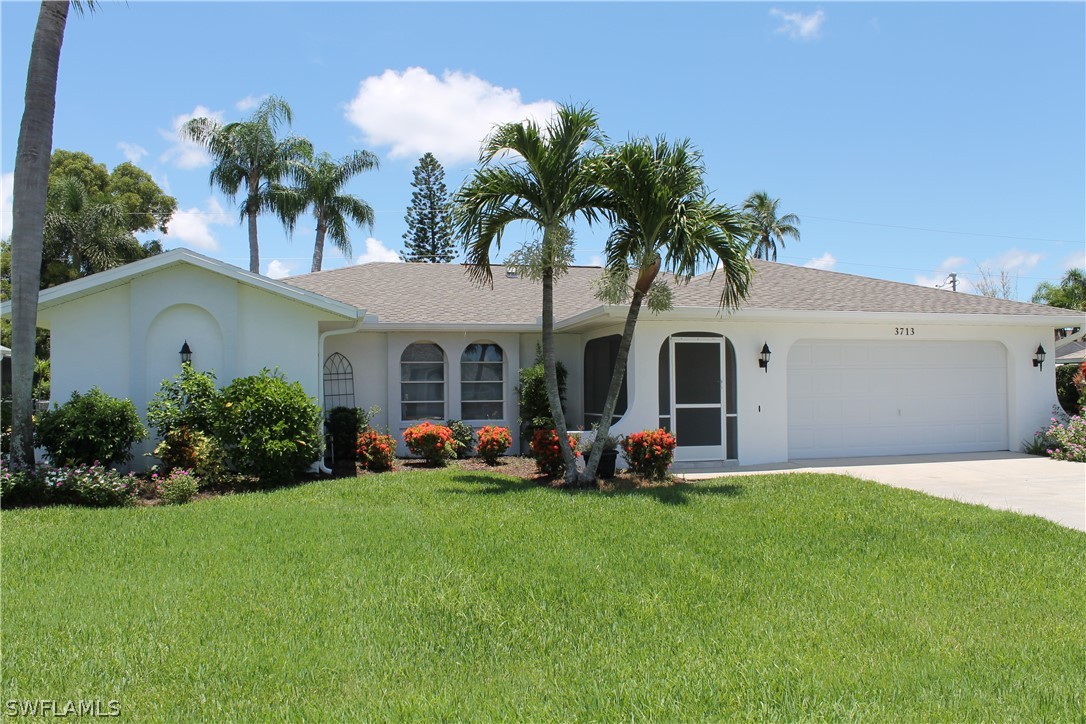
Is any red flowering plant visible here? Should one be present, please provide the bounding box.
[529,428,578,477]
[476,425,512,465]
[357,429,396,472]
[622,428,677,481]
[403,421,459,466]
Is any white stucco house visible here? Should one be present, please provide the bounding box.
[4,248,1083,471]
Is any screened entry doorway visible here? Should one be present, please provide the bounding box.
[667,336,728,462]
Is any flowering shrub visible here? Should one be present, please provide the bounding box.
[160,468,200,505]
[529,428,578,477]
[403,422,459,466]
[1,460,48,507]
[153,428,228,485]
[357,429,396,472]
[1044,407,1086,462]
[43,464,138,507]
[476,426,512,465]
[622,428,677,481]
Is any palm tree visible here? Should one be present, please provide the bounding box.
[10,0,80,468]
[742,190,800,261]
[456,105,609,484]
[43,175,128,277]
[1032,268,1086,311]
[582,138,753,481]
[276,150,379,272]
[184,96,312,274]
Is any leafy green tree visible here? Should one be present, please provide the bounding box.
[276,150,378,272]
[47,151,175,234]
[402,153,456,263]
[1032,268,1086,311]
[184,96,312,274]
[10,0,84,468]
[742,190,800,261]
[582,138,752,481]
[457,104,608,484]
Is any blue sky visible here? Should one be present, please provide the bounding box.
[3,1,1083,300]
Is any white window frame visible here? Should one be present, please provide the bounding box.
[401,342,447,421]
[460,342,504,421]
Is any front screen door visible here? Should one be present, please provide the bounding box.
[671,337,724,461]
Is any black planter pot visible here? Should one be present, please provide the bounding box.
[598,449,618,479]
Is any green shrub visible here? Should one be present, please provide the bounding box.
[445,419,474,458]
[152,427,227,486]
[146,363,220,438]
[326,406,380,462]
[35,387,146,467]
[210,369,323,484]
[159,468,200,505]
[517,349,567,442]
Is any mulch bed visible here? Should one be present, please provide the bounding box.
[333,455,680,490]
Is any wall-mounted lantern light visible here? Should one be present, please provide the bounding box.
[1032,345,1046,371]
[180,340,193,365]
[758,342,772,373]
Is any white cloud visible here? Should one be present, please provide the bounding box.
[159,105,224,170]
[345,67,558,164]
[915,256,973,292]
[0,172,12,240]
[116,142,148,164]
[266,259,294,279]
[589,254,602,267]
[771,8,826,40]
[983,248,1043,273]
[354,237,401,265]
[803,252,837,271]
[1063,249,1086,270]
[235,94,267,112]
[163,197,230,251]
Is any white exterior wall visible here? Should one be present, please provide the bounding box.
[44,264,335,469]
[599,317,1060,465]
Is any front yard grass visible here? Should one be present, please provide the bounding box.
[3,470,1083,720]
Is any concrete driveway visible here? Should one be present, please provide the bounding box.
[681,452,1086,532]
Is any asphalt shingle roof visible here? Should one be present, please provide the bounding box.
[281,259,1080,325]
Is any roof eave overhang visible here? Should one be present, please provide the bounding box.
[0,248,362,321]
[555,305,1085,330]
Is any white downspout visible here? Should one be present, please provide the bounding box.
[312,315,366,474]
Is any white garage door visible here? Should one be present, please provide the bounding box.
[788,340,1008,459]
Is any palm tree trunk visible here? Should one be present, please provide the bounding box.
[541,263,579,484]
[583,289,645,481]
[11,0,70,468]
[247,203,259,274]
[311,221,326,273]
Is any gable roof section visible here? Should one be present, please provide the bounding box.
[0,248,360,320]
[283,258,1082,326]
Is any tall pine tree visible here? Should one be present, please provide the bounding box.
[401,152,456,263]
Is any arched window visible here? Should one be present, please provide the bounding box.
[323,352,355,410]
[401,343,446,420]
[461,342,504,420]
[583,334,628,427]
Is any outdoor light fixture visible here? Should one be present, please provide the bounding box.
[1033,345,1046,371]
[758,342,772,372]
[180,340,193,365]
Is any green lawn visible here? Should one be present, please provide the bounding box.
[3,470,1084,720]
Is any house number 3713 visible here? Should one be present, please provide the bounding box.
[894,327,916,336]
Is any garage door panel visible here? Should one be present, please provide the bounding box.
[788,341,1008,459]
